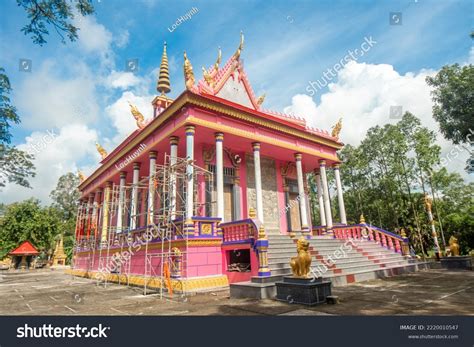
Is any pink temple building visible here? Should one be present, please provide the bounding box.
[72,35,412,294]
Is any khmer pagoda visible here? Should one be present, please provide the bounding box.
[71,34,421,295]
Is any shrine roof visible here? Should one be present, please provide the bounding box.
[9,241,39,255]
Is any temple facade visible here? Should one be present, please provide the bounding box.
[71,35,409,293]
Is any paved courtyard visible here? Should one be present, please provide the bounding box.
[0,268,472,315]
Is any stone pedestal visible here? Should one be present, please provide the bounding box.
[440,256,472,270]
[276,276,332,306]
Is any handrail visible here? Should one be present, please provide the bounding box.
[220,218,259,244]
[332,223,409,255]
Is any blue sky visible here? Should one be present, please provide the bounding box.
[0,0,472,203]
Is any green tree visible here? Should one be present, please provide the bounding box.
[49,172,81,262]
[426,64,474,144]
[0,68,35,188]
[50,172,80,220]
[0,199,62,259]
[1,1,95,190]
[16,0,95,45]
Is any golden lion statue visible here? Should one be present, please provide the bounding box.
[449,236,460,256]
[290,237,312,278]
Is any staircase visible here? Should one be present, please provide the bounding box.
[264,234,427,286]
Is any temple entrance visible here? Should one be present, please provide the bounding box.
[289,192,302,232]
[224,184,234,223]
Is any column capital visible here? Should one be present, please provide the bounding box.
[185,125,195,135]
[149,150,157,159]
[133,162,141,170]
[170,136,179,145]
[333,163,341,169]
[215,132,224,142]
[319,159,327,167]
[294,153,302,161]
[120,171,127,179]
[252,142,261,151]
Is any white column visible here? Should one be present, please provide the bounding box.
[295,154,309,233]
[170,136,179,220]
[315,171,327,226]
[101,181,112,244]
[252,142,264,223]
[185,125,195,221]
[117,172,126,233]
[130,162,140,230]
[147,151,157,226]
[334,164,347,224]
[319,160,333,230]
[215,132,225,221]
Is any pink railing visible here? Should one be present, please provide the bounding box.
[332,224,409,255]
[220,219,259,244]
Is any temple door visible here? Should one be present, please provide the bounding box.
[224,184,233,222]
[289,192,301,231]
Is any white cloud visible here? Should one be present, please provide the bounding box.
[105,91,154,144]
[74,15,113,54]
[104,70,142,89]
[15,60,100,130]
[284,61,471,181]
[1,124,98,204]
[115,30,130,48]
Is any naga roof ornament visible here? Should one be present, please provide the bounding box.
[183,51,195,90]
[128,102,146,129]
[95,142,108,160]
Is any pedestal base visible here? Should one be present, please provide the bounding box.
[276,276,332,306]
[440,256,472,270]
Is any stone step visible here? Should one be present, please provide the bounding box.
[267,249,398,258]
[268,254,404,267]
[269,259,410,276]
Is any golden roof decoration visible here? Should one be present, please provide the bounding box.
[157,42,171,95]
[183,51,195,90]
[214,47,222,71]
[95,142,108,160]
[331,117,342,139]
[128,102,146,129]
[202,66,213,87]
[256,93,266,106]
[233,31,244,60]
[78,170,86,183]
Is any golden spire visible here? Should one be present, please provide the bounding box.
[256,93,266,106]
[331,117,342,138]
[95,142,108,160]
[214,46,222,71]
[233,31,244,60]
[360,214,366,224]
[183,51,195,90]
[157,42,171,95]
[128,102,146,129]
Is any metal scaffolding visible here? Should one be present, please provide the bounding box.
[72,155,214,299]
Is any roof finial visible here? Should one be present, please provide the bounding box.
[233,31,244,60]
[183,51,195,90]
[157,42,171,95]
[214,46,222,71]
